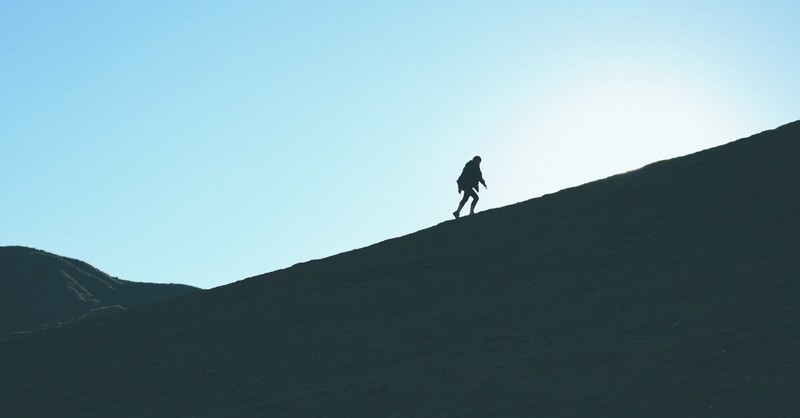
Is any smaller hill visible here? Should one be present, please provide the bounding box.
[0,246,198,335]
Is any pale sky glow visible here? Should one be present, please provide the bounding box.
[2,1,798,288]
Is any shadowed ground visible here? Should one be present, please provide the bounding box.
[1,121,799,417]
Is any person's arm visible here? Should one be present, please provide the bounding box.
[478,169,487,188]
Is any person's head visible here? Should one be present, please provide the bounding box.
[473,156,482,164]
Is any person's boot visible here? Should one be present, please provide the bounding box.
[454,200,467,219]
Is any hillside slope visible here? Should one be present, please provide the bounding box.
[0,246,198,334]
[1,121,799,417]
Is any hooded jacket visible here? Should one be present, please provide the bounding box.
[457,159,485,192]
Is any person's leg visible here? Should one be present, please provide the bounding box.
[469,189,479,215]
[454,191,470,218]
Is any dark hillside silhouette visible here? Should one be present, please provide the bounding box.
[1,121,799,417]
[0,246,198,334]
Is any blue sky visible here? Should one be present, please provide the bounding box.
[2,1,798,289]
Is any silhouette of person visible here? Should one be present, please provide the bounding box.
[453,155,487,219]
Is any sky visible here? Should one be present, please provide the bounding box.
[2,1,798,289]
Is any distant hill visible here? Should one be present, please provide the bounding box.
[0,246,198,334]
[1,121,799,417]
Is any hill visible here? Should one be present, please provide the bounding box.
[0,246,198,335]
[1,121,799,417]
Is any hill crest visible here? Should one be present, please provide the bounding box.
[1,120,799,417]
[0,246,198,334]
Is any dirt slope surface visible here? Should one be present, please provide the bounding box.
[1,121,798,417]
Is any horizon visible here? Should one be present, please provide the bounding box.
[2,1,799,289]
